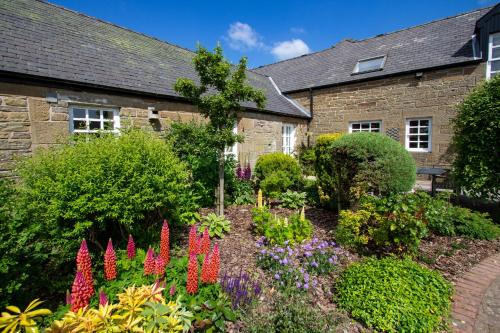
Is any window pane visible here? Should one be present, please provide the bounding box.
[103,111,114,119]
[420,120,429,126]
[361,123,370,129]
[492,34,500,46]
[352,124,360,129]
[410,127,418,134]
[73,108,85,118]
[492,48,500,59]
[89,121,101,130]
[409,142,418,148]
[420,142,428,148]
[356,57,385,73]
[420,127,428,134]
[491,60,500,72]
[73,120,87,130]
[409,120,418,127]
[371,122,380,128]
[409,135,418,142]
[88,110,100,119]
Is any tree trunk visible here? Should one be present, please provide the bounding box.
[217,148,225,217]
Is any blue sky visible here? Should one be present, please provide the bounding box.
[50,0,497,68]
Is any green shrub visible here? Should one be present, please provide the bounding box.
[336,202,428,254]
[3,130,196,307]
[316,132,416,209]
[314,133,343,208]
[297,144,316,176]
[303,178,320,207]
[199,213,231,238]
[336,257,452,333]
[452,75,500,198]
[228,179,255,205]
[252,207,312,245]
[278,190,306,209]
[166,121,238,207]
[365,192,500,240]
[254,153,302,198]
[450,206,500,240]
[244,292,337,333]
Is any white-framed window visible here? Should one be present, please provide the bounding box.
[487,32,500,79]
[224,121,238,159]
[405,118,432,152]
[349,121,382,133]
[282,124,296,155]
[353,55,386,74]
[69,106,120,134]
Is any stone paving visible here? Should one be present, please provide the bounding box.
[452,252,500,333]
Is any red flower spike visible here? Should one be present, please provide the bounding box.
[76,239,94,298]
[209,243,220,283]
[99,290,108,306]
[71,271,91,312]
[65,289,72,306]
[154,255,166,276]
[127,234,136,259]
[160,220,170,264]
[196,236,203,255]
[186,254,198,294]
[200,228,210,255]
[169,283,176,297]
[188,224,197,255]
[200,253,211,284]
[144,247,155,275]
[104,239,117,280]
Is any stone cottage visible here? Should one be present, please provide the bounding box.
[1,0,499,176]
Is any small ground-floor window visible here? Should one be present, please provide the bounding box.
[405,118,432,152]
[349,121,381,133]
[282,123,296,155]
[69,106,120,134]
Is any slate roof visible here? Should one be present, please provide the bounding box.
[0,0,309,118]
[254,7,491,93]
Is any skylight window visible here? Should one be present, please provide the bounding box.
[353,56,386,74]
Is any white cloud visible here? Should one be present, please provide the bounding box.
[271,39,311,61]
[226,22,263,50]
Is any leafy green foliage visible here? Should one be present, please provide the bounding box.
[244,292,337,333]
[297,144,316,176]
[1,130,196,308]
[252,207,312,245]
[364,192,500,240]
[314,133,343,208]
[166,121,237,207]
[316,132,416,209]
[336,257,452,333]
[452,75,500,198]
[278,190,306,209]
[174,44,265,216]
[199,213,231,238]
[336,202,428,254]
[254,153,302,198]
[228,179,255,206]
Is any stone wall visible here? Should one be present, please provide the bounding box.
[289,63,486,168]
[0,81,307,175]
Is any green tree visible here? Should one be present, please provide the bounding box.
[452,75,500,198]
[174,44,265,215]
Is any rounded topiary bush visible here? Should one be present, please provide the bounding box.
[316,132,416,209]
[254,152,302,198]
[336,257,452,332]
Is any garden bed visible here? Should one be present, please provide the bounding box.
[198,205,500,332]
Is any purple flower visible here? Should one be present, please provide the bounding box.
[311,261,319,267]
[303,283,309,289]
[260,249,266,254]
[304,273,310,282]
[274,273,280,280]
[296,282,302,288]
[305,252,312,257]
[328,257,334,264]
